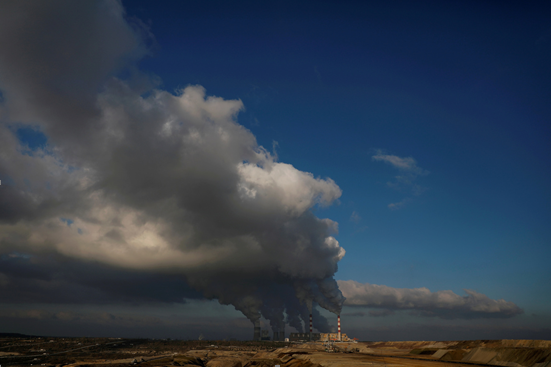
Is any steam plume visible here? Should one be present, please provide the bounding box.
[0,0,346,333]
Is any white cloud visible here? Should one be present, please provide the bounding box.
[372,151,428,176]
[337,280,523,319]
[388,199,410,210]
[350,211,361,223]
[237,161,341,216]
[372,150,429,208]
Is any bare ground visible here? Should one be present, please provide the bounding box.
[1,337,550,367]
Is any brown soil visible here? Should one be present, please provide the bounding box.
[1,337,549,367]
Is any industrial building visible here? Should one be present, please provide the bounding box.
[253,314,349,342]
[289,332,352,342]
[252,320,285,341]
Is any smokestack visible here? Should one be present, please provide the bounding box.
[309,313,313,341]
[279,325,285,341]
[337,314,341,341]
[273,331,278,341]
[253,320,261,341]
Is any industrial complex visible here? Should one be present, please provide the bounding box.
[252,314,355,343]
[289,332,353,342]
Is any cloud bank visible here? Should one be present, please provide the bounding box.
[0,0,345,335]
[338,280,523,319]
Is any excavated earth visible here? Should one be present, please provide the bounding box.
[1,337,550,367]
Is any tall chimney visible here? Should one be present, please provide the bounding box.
[309,313,313,341]
[337,314,341,341]
[279,325,285,341]
[253,319,261,341]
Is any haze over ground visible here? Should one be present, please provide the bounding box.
[0,0,550,340]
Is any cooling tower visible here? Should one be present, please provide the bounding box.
[309,313,313,341]
[253,319,261,341]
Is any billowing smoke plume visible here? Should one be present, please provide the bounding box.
[294,278,345,316]
[0,0,345,333]
[312,304,333,332]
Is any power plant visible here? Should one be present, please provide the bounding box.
[254,313,353,342]
[289,332,352,342]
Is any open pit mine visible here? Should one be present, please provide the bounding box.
[2,334,551,367]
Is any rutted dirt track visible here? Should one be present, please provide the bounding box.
[0,337,550,367]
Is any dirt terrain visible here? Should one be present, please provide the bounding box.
[1,336,550,367]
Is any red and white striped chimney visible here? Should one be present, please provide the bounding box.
[309,313,313,340]
[337,314,341,341]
